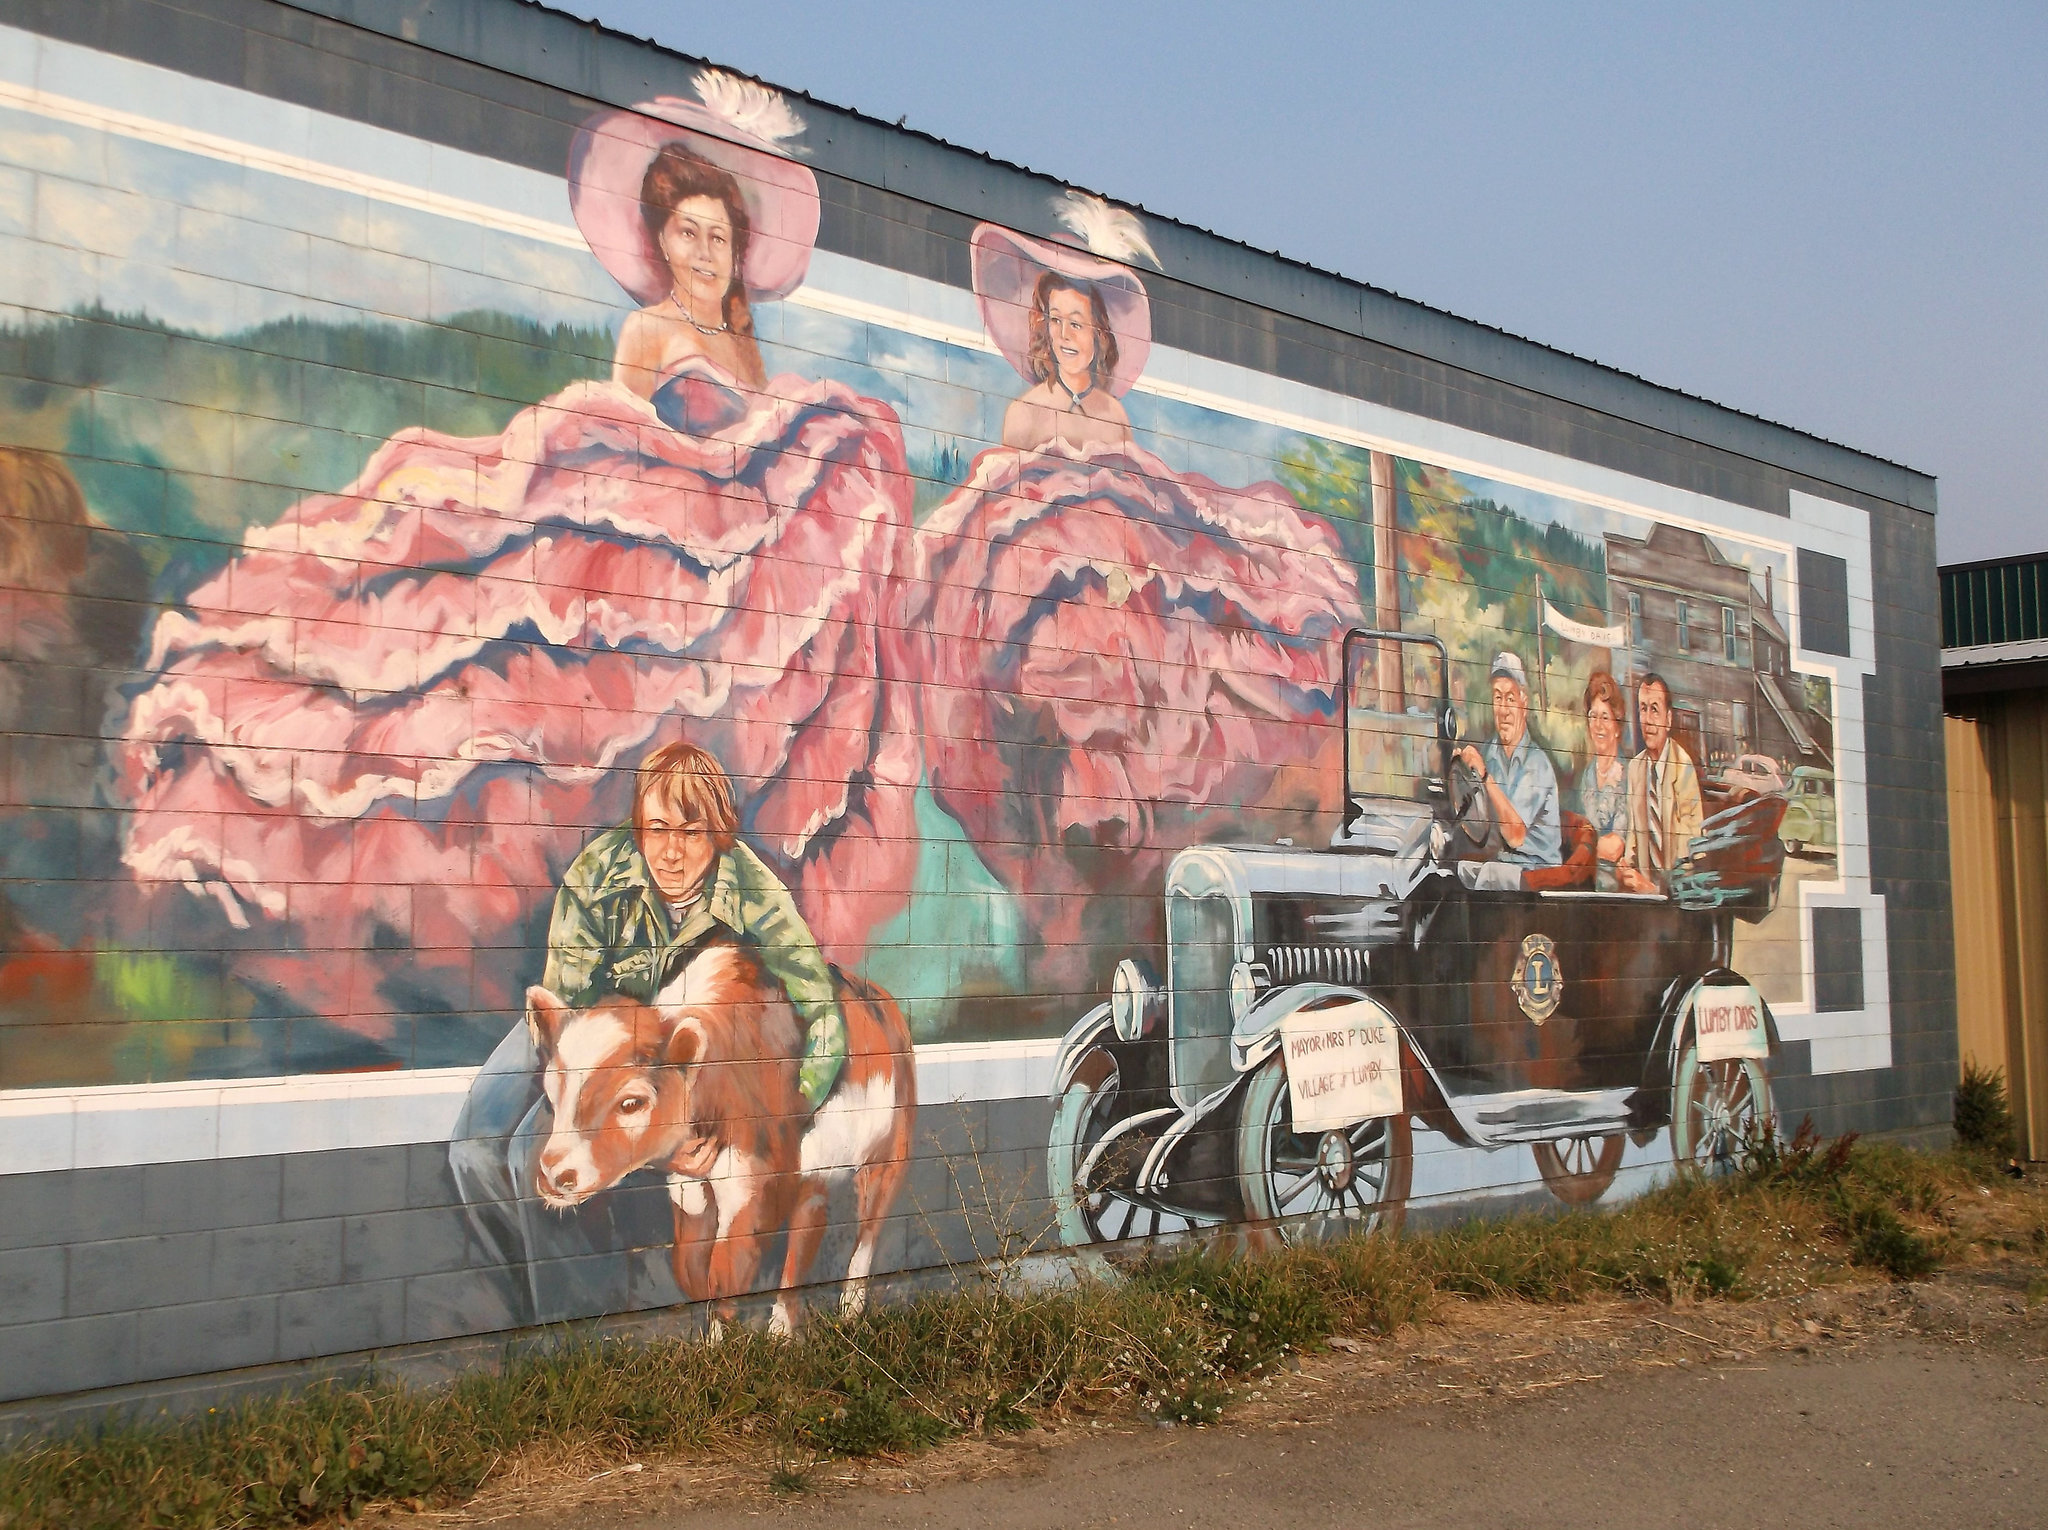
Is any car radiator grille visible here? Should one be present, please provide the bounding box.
[1260,944,1371,985]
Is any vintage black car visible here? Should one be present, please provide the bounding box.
[1046,628,1787,1247]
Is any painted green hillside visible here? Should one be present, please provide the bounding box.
[0,307,615,596]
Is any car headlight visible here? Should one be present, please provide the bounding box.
[1228,961,1258,1022]
[1111,958,1159,1042]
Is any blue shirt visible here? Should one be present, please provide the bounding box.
[1484,733,1562,868]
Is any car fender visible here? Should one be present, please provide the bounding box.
[1228,981,1453,1130]
[1230,980,1371,1070]
[1050,1001,1117,1099]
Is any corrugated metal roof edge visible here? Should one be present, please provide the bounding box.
[1937,551,2048,577]
[277,0,1937,516]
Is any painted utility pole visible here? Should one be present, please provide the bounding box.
[1369,450,1403,711]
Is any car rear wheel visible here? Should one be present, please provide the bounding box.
[1671,1042,1772,1174]
[1531,1133,1626,1204]
[1237,1052,1411,1240]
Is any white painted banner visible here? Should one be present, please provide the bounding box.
[1542,600,1629,647]
[1693,983,1770,1061]
[1278,1001,1402,1131]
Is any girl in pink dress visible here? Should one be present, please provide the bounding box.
[901,210,1366,1007]
[116,82,918,1058]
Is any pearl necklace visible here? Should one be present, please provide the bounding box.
[669,290,731,337]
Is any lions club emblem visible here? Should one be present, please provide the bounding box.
[1512,933,1563,1023]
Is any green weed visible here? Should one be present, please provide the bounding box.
[1955,1062,2018,1161]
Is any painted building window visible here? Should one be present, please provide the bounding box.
[1722,604,1737,662]
[1676,599,1690,651]
[1628,589,1643,645]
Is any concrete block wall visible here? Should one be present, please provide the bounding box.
[0,0,1952,1418]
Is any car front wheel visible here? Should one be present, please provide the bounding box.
[1236,1052,1412,1240]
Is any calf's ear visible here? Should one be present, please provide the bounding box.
[527,986,571,1058]
[664,1012,705,1070]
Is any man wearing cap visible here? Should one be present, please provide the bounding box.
[1454,650,1562,888]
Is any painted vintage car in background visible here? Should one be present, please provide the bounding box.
[1046,629,1789,1249]
[1780,767,1838,855]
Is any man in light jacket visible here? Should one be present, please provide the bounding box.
[1453,650,1562,890]
[1619,672,1703,895]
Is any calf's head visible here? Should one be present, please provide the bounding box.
[527,987,702,1210]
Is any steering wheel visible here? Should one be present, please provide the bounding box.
[1448,754,1497,850]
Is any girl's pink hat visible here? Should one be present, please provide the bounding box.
[971,198,1156,397]
[569,77,820,306]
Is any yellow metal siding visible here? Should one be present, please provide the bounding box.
[1949,695,2048,1157]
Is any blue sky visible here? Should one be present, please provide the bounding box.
[566,0,2047,566]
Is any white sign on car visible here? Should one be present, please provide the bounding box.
[1279,1000,1403,1131]
[1692,983,1769,1062]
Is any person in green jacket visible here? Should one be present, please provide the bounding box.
[545,739,847,1111]
[450,740,846,1323]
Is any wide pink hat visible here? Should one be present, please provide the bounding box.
[972,223,1152,398]
[569,90,820,306]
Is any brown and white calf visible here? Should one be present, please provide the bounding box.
[526,941,915,1334]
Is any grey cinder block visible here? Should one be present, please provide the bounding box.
[0,1245,67,1326]
[68,1231,213,1318]
[0,1311,139,1404]
[135,1295,278,1382]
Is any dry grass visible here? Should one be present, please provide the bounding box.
[0,1134,2021,1530]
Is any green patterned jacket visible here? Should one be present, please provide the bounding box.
[540,827,846,1109]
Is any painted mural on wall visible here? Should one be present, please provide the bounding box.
[0,59,1853,1323]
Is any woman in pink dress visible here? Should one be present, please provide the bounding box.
[115,81,919,1063]
[904,212,1366,1008]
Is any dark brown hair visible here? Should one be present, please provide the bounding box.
[634,741,740,855]
[1024,271,1119,391]
[640,144,756,341]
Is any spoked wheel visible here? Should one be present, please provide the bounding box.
[1671,1041,1773,1174]
[1237,1052,1412,1240]
[1531,1134,1626,1204]
[1046,1047,1187,1246]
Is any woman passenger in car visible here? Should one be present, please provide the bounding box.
[1577,671,1630,891]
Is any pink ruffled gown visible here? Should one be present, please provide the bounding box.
[116,357,918,1047]
[899,439,1365,1007]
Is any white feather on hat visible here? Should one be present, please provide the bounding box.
[691,68,807,150]
[1052,190,1160,268]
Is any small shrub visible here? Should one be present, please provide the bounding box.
[793,1387,949,1456]
[1129,1249,1330,1366]
[1679,1251,1745,1297]
[1741,1117,1856,1189]
[767,1451,812,1495]
[1313,1233,1436,1335]
[1844,1203,1940,1280]
[1955,1062,2018,1160]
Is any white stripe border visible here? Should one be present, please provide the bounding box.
[0,1042,1060,1177]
